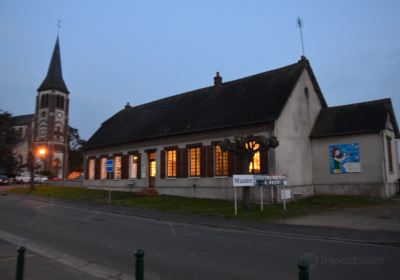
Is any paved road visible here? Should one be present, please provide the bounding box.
[0,194,399,280]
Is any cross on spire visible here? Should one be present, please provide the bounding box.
[57,20,61,35]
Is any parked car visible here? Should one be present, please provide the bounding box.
[15,172,48,184]
[0,175,10,185]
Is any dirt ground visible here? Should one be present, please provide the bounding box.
[280,196,400,232]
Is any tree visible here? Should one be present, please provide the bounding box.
[68,126,86,172]
[0,110,17,176]
[220,135,279,210]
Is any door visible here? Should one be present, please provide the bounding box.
[148,152,156,188]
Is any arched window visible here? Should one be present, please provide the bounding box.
[40,94,49,108]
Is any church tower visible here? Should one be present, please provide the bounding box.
[34,36,69,179]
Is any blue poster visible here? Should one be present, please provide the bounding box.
[329,143,361,174]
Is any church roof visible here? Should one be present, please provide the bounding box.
[310,98,400,138]
[86,58,326,150]
[11,114,34,126]
[37,37,69,94]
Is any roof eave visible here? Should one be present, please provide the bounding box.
[85,119,275,151]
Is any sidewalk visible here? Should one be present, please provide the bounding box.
[0,239,99,280]
[8,193,400,246]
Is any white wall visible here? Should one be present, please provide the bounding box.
[312,133,383,184]
[275,70,324,188]
[311,130,399,198]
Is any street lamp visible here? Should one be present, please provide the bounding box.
[28,146,48,190]
[37,147,47,157]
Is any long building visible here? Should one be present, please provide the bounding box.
[84,56,399,200]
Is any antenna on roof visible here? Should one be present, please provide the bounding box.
[296,17,305,57]
[57,20,61,36]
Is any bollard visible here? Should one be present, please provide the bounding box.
[134,249,145,280]
[16,246,26,280]
[297,258,310,280]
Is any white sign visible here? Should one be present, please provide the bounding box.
[233,175,254,187]
[281,189,291,200]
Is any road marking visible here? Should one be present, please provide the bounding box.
[0,229,132,280]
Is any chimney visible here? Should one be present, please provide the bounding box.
[214,72,222,93]
[124,102,132,110]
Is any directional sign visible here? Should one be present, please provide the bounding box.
[254,175,287,186]
[106,159,114,173]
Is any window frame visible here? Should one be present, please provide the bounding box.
[129,154,139,179]
[100,158,107,179]
[189,147,201,177]
[114,155,122,179]
[88,159,95,180]
[166,149,177,178]
[214,145,228,177]
[249,151,261,174]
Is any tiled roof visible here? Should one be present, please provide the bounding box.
[310,98,399,138]
[11,114,34,126]
[86,58,325,150]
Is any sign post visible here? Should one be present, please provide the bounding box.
[106,159,114,203]
[233,175,288,215]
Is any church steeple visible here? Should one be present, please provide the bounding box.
[37,36,69,94]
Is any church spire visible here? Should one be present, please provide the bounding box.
[37,36,69,93]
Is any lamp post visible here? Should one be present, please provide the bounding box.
[28,146,47,190]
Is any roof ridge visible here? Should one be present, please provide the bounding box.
[324,98,391,110]
[125,61,303,111]
[223,61,303,86]
[11,114,35,119]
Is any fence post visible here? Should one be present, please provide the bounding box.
[134,249,144,280]
[16,246,26,280]
[298,258,309,280]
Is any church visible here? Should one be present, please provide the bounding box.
[84,56,399,200]
[11,37,70,179]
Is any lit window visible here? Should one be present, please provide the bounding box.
[249,151,261,174]
[246,141,261,174]
[215,145,228,176]
[149,152,156,177]
[88,159,95,180]
[129,155,139,178]
[167,150,177,177]
[114,156,122,179]
[100,158,107,179]
[189,147,201,177]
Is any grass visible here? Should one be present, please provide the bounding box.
[8,185,390,221]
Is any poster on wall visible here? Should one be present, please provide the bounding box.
[329,143,361,174]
